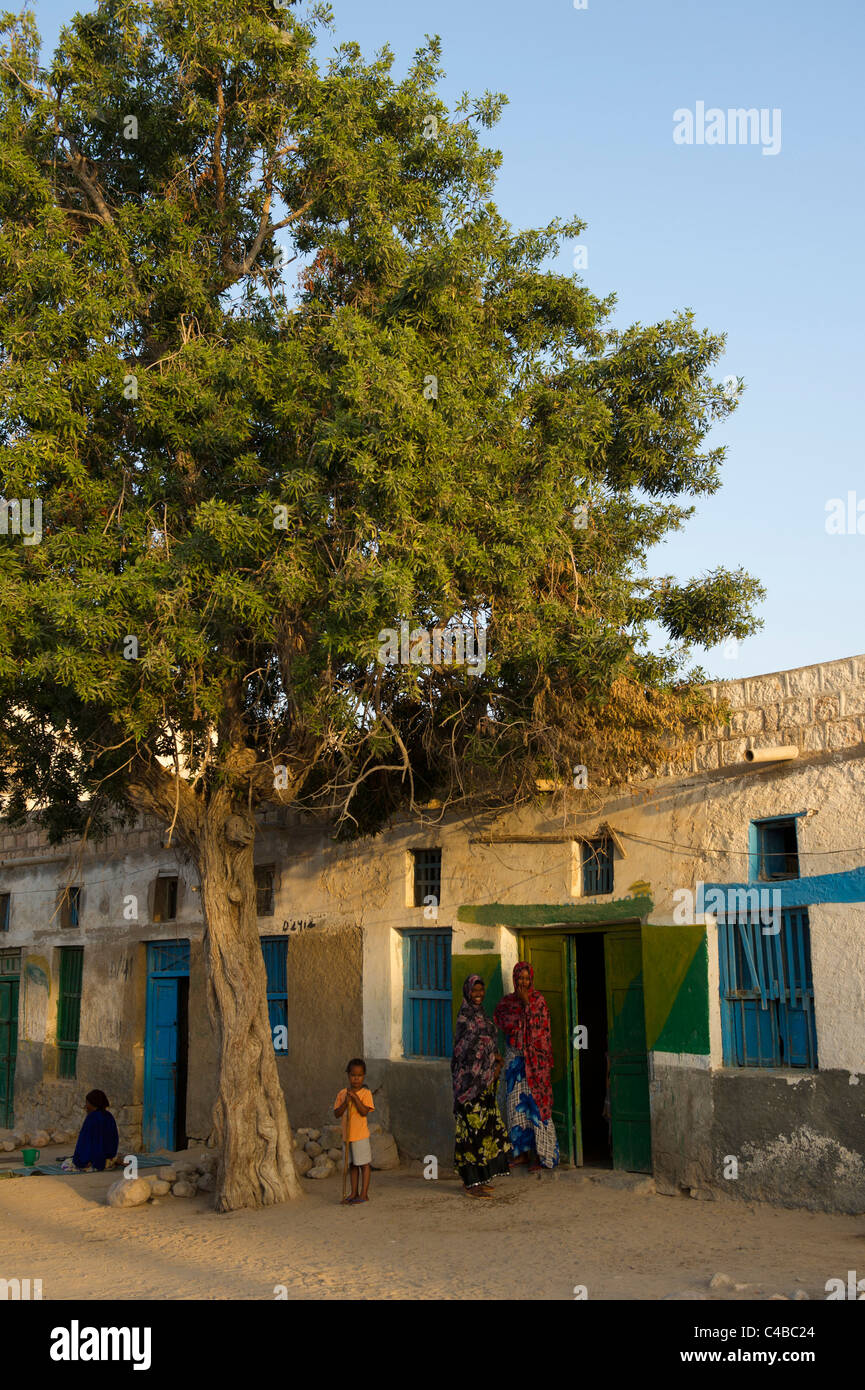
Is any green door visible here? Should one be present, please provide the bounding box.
[604,929,651,1172]
[522,935,575,1163]
[0,977,19,1129]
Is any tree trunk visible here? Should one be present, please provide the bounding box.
[195,802,301,1211]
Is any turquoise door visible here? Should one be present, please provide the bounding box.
[143,941,189,1152]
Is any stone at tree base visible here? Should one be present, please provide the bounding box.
[319,1125,343,1151]
[107,1177,152,1208]
[197,1152,217,1174]
[306,1129,321,1142]
[305,1157,335,1179]
[326,1148,341,1162]
[158,1168,178,1184]
[304,1141,322,1158]
[195,1173,215,1192]
[172,1180,196,1197]
[31,1130,51,1147]
[369,1132,399,1170]
[293,1150,313,1176]
[0,1141,15,1152]
[149,1179,171,1196]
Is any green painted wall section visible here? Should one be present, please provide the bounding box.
[642,925,709,1055]
[451,955,504,1034]
[457,896,653,928]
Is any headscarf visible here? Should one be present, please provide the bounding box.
[450,974,498,1111]
[493,961,554,1122]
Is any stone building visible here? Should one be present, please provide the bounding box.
[1,653,864,1211]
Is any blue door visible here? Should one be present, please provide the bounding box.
[143,941,190,1152]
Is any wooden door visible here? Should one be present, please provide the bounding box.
[0,977,18,1129]
[521,935,575,1163]
[604,929,652,1173]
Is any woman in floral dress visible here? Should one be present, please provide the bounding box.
[451,974,511,1198]
[494,961,559,1171]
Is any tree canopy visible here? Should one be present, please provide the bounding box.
[0,0,763,842]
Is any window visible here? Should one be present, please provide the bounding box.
[581,837,614,895]
[57,946,84,1079]
[0,948,21,975]
[402,929,452,1058]
[754,818,799,880]
[718,908,817,1067]
[0,894,9,933]
[261,937,287,1053]
[60,886,81,929]
[153,876,179,923]
[255,865,275,917]
[411,848,442,909]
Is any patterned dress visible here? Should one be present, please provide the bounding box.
[503,1046,560,1169]
[454,1084,512,1189]
[451,974,511,1188]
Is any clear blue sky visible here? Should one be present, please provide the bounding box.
[31,0,865,678]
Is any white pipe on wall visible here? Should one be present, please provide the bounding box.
[744,745,800,764]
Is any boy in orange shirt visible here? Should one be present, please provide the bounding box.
[334,1057,374,1204]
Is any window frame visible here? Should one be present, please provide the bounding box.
[581,836,614,896]
[751,816,800,882]
[152,875,179,923]
[718,907,817,1068]
[411,847,442,910]
[0,892,9,933]
[255,864,276,918]
[401,927,453,1059]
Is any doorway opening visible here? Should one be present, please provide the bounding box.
[518,926,651,1174]
[574,933,611,1165]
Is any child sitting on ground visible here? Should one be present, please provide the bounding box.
[334,1058,374,1204]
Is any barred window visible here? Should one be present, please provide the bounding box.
[581,838,613,895]
[0,894,9,933]
[255,865,275,917]
[411,848,442,909]
[719,909,817,1067]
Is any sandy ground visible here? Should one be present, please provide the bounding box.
[1,1147,862,1301]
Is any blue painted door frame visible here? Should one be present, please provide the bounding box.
[143,941,190,1152]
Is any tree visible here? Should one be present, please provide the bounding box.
[0,0,762,1211]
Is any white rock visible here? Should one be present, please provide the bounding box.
[304,1141,322,1158]
[708,1272,736,1290]
[326,1148,341,1162]
[0,1141,15,1153]
[107,1177,152,1208]
[32,1130,51,1148]
[369,1132,399,1170]
[293,1150,313,1176]
[150,1180,171,1196]
[172,1180,195,1198]
[157,1168,178,1185]
[306,1129,321,1142]
[319,1125,343,1151]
